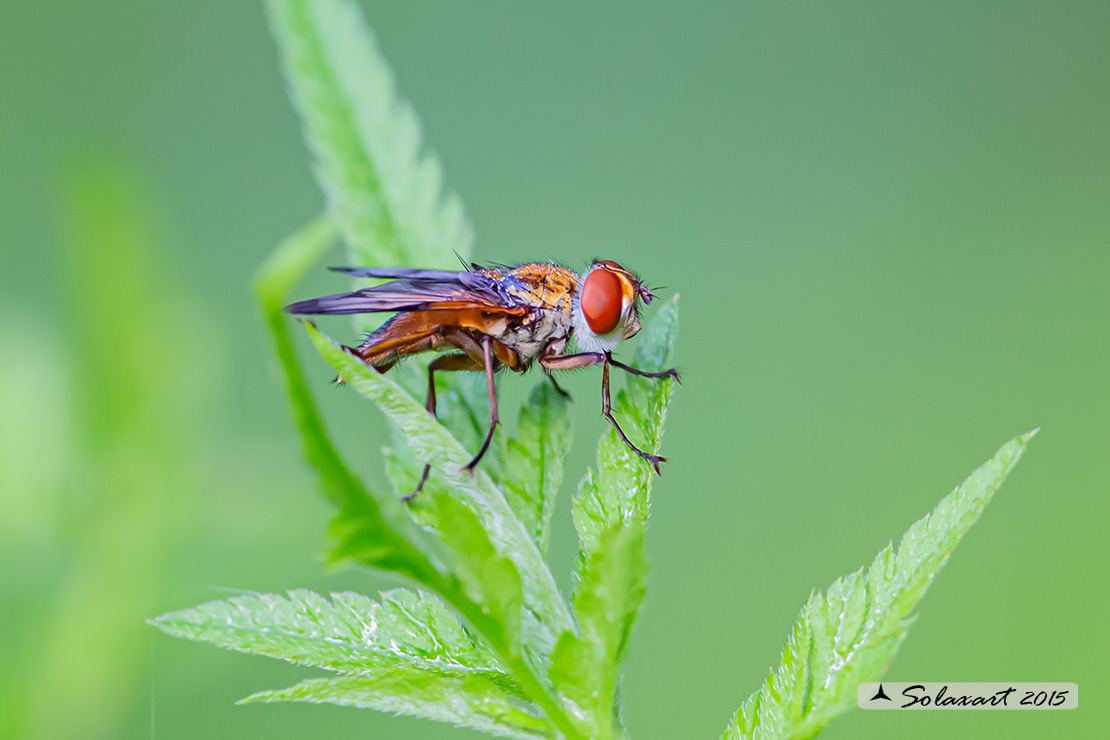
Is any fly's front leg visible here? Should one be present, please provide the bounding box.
[540,350,665,474]
[538,351,606,371]
[607,353,681,383]
[461,336,500,476]
[601,359,666,475]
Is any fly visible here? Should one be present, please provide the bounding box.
[285,260,679,499]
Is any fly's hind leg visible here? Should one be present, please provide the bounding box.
[401,352,481,503]
[461,336,500,477]
[335,347,397,385]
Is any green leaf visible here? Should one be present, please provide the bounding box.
[431,496,524,660]
[153,589,549,739]
[266,0,472,270]
[253,217,447,589]
[574,296,680,564]
[305,324,575,659]
[242,675,547,740]
[550,522,648,740]
[721,430,1037,740]
[150,588,504,680]
[504,382,573,554]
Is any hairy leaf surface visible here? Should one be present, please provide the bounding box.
[266,0,472,270]
[721,431,1036,740]
[550,522,648,740]
[153,588,548,738]
[431,495,525,660]
[242,674,547,740]
[151,589,505,679]
[504,382,573,554]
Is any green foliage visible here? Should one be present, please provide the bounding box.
[265,0,471,270]
[503,383,573,554]
[153,589,546,739]
[305,325,574,659]
[242,676,547,740]
[151,2,1038,739]
[152,589,505,680]
[574,295,679,565]
[267,0,490,498]
[550,522,648,740]
[428,494,525,661]
[254,217,448,589]
[247,216,581,737]
[157,236,681,739]
[721,431,1037,740]
[248,204,575,736]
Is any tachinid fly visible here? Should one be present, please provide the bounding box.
[285,260,679,499]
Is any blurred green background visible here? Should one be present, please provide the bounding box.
[2,1,1107,738]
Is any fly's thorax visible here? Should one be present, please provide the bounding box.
[474,263,577,363]
[499,263,578,312]
[493,306,575,363]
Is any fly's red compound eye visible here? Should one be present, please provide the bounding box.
[581,268,623,335]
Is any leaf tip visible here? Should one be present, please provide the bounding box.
[303,320,324,341]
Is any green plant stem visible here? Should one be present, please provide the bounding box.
[252,215,358,513]
[506,655,587,740]
[422,592,583,739]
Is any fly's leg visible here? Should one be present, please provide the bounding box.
[538,351,606,371]
[607,353,681,383]
[601,360,666,475]
[401,361,436,503]
[335,348,396,385]
[545,372,573,401]
[461,336,499,476]
[539,352,603,400]
[401,353,479,503]
[540,351,667,475]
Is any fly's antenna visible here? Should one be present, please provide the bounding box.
[640,282,663,305]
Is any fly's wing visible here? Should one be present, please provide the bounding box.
[284,269,523,316]
[328,266,462,281]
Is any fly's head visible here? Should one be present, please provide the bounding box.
[572,259,656,353]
